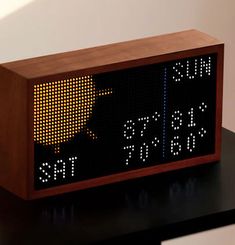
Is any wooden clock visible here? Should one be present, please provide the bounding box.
[0,29,224,199]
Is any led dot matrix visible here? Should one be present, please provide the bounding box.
[34,76,112,153]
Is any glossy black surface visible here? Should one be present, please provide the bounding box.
[1,128,235,244]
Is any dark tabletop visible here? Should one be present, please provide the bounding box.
[0,128,235,245]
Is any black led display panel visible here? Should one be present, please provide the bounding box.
[34,53,217,190]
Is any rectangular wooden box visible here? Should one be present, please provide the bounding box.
[0,29,224,199]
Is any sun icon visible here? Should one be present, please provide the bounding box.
[34,75,112,154]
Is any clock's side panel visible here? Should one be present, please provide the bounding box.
[0,66,29,199]
[28,81,35,199]
[214,44,224,161]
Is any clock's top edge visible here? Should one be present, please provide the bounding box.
[1,29,223,80]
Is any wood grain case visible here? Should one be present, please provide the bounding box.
[0,29,224,199]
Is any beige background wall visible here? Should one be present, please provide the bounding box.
[0,0,234,132]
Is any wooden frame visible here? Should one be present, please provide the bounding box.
[0,29,224,199]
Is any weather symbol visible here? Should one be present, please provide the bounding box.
[34,75,112,153]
